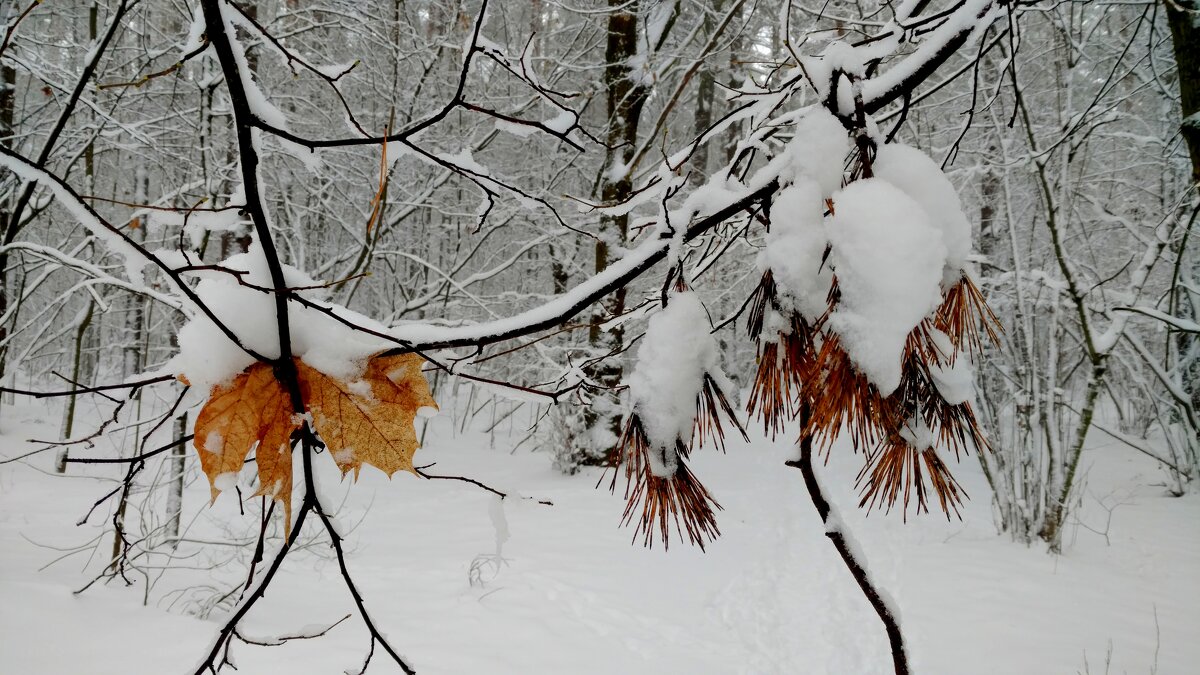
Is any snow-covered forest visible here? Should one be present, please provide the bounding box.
[0,0,1196,673]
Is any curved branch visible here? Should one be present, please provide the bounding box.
[386,180,776,352]
[786,405,909,675]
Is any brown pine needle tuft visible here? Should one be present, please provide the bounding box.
[801,332,882,452]
[694,373,749,451]
[936,274,1001,356]
[613,417,722,550]
[746,270,820,439]
[741,264,999,520]
[855,439,966,519]
[748,337,805,438]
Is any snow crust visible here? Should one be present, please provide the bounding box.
[180,5,206,56]
[489,494,510,558]
[222,4,289,131]
[542,110,576,134]
[899,417,934,451]
[826,179,946,395]
[494,119,538,139]
[212,471,238,494]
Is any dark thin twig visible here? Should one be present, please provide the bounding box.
[0,0,41,60]
[192,497,314,675]
[417,466,553,506]
[786,403,909,675]
[234,614,351,646]
[62,434,193,465]
[0,373,174,398]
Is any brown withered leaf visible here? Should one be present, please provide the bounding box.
[298,353,437,479]
[193,362,299,529]
[191,352,436,532]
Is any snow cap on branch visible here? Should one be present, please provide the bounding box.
[171,244,392,392]
[776,108,851,198]
[756,109,850,324]
[627,290,723,473]
[760,179,833,323]
[826,178,947,395]
[872,143,972,286]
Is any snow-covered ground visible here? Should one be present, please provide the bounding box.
[1,397,1197,674]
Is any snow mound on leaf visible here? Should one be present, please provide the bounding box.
[872,143,971,285]
[171,244,393,392]
[826,178,946,396]
[760,178,833,322]
[626,291,722,464]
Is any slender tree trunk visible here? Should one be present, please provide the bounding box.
[56,300,94,472]
[1166,1,1200,419]
[111,11,150,572]
[531,1,571,303]
[974,141,1014,527]
[1039,365,1105,552]
[689,0,722,183]
[53,3,101,469]
[122,166,148,380]
[1167,1,1200,184]
[220,1,256,258]
[582,1,649,465]
[165,411,188,548]
[0,0,18,407]
[721,2,747,165]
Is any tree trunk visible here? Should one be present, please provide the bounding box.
[56,300,94,472]
[1167,1,1200,184]
[689,0,722,183]
[581,1,650,466]
[165,412,188,548]
[220,1,256,258]
[1166,1,1200,424]
[0,0,18,406]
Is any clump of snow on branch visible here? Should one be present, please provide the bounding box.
[760,179,833,322]
[755,108,850,325]
[826,179,946,395]
[170,244,393,391]
[872,143,972,285]
[776,108,852,197]
[760,133,981,397]
[180,4,206,56]
[900,416,936,451]
[626,291,725,477]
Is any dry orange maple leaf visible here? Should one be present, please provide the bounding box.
[192,353,436,531]
[298,353,437,479]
